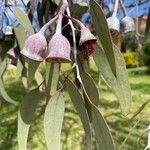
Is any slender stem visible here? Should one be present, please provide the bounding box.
[63,14,84,28]
[112,0,119,17]
[56,14,63,34]
[39,15,58,34]
[119,0,128,16]
[66,7,81,82]
[66,7,94,106]
[56,0,68,34]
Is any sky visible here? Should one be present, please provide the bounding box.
[103,0,150,19]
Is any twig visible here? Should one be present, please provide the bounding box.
[119,0,128,16]
[119,118,141,150]
[66,5,96,107]
[39,15,58,34]
[112,0,120,17]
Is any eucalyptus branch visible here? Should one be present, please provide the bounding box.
[66,6,97,107]
[119,0,128,16]
[112,0,119,17]
[63,14,84,28]
[39,15,58,34]
[56,0,68,34]
[66,7,82,84]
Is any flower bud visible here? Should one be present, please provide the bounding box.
[46,34,71,63]
[121,16,135,33]
[7,48,16,59]
[79,26,96,58]
[20,33,47,62]
[107,16,120,45]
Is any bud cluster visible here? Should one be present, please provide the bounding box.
[106,0,135,46]
[20,2,96,63]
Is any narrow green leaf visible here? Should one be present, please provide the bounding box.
[68,0,88,17]
[93,40,131,115]
[45,63,60,99]
[65,79,92,150]
[53,0,60,5]
[44,92,64,150]
[20,88,40,124]
[18,111,30,150]
[0,77,18,105]
[91,104,116,150]
[14,25,26,49]
[35,70,44,85]
[81,72,99,106]
[90,0,116,76]
[0,58,7,76]
[27,60,40,84]
[15,58,24,80]
[130,99,150,120]
[13,7,34,34]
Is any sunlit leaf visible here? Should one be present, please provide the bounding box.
[90,0,116,76]
[44,92,64,150]
[20,88,40,124]
[45,63,60,99]
[130,99,150,120]
[0,58,7,76]
[14,25,26,49]
[93,40,131,115]
[15,58,24,80]
[13,7,34,34]
[51,0,60,5]
[91,104,116,150]
[65,79,92,149]
[35,70,44,85]
[81,72,99,106]
[18,111,30,150]
[0,77,18,105]
[27,60,40,84]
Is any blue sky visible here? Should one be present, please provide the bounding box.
[104,0,150,19]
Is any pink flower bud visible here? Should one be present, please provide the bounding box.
[107,16,120,45]
[20,33,47,62]
[46,34,71,63]
[121,16,135,33]
[79,26,96,58]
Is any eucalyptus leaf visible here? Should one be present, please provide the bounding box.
[20,88,41,124]
[0,77,18,105]
[45,63,60,99]
[93,40,131,115]
[13,7,34,34]
[35,70,44,85]
[0,58,7,76]
[65,79,92,150]
[15,58,24,80]
[27,60,40,84]
[18,111,30,150]
[44,92,64,150]
[51,0,60,5]
[68,0,88,17]
[14,25,26,50]
[90,0,116,76]
[130,99,150,120]
[91,104,116,150]
[81,72,99,106]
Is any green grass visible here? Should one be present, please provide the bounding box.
[0,66,150,150]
